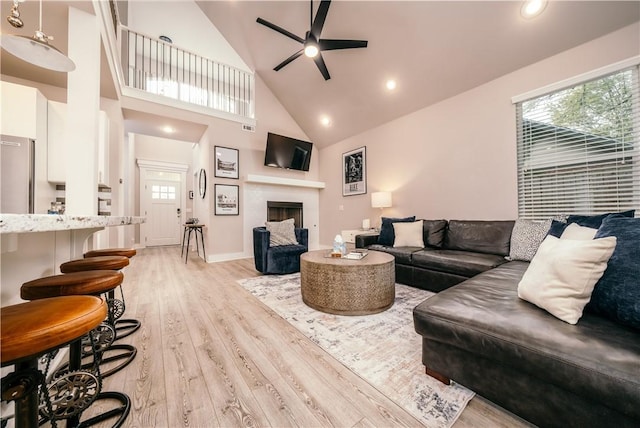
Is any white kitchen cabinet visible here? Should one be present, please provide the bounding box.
[0,81,43,138]
[47,100,110,185]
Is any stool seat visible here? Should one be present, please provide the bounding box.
[21,271,124,300]
[61,255,129,273]
[1,296,107,365]
[84,248,136,258]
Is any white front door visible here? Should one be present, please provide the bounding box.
[146,179,181,246]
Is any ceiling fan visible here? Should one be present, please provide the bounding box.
[256,0,368,81]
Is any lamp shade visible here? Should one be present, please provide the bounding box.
[1,34,75,72]
[371,192,392,208]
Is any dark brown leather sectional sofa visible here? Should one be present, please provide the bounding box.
[357,219,640,427]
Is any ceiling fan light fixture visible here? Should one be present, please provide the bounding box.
[304,42,319,58]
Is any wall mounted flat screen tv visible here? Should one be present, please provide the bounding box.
[264,132,313,171]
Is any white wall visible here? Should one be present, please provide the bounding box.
[318,23,640,246]
[127,0,250,72]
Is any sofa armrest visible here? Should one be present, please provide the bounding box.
[295,228,309,249]
[253,227,270,272]
[356,233,379,248]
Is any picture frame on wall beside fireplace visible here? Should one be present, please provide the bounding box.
[214,146,239,179]
[214,184,239,215]
[342,146,366,196]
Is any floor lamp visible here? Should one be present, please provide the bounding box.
[371,192,392,230]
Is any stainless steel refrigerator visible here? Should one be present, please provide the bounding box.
[1,134,35,213]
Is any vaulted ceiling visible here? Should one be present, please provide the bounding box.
[198,1,640,147]
[1,1,639,148]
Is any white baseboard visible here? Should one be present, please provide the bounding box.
[206,252,251,263]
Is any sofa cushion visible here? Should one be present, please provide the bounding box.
[367,244,421,265]
[444,220,514,256]
[265,218,298,246]
[517,235,616,324]
[508,218,552,261]
[589,216,640,330]
[412,249,507,277]
[567,209,635,228]
[419,219,448,247]
[393,221,424,247]
[413,261,640,422]
[560,223,598,240]
[265,244,307,274]
[377,216,416,246]
[547,219,567,238]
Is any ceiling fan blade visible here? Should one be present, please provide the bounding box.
[319,39,368,51]
[256,17,304,44]
[311,0,331,39]
[313,53,331,80]
[274,50,304,71]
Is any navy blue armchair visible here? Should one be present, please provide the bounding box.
[253,227,308,274]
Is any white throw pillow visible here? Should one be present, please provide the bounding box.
[265,218,298,246]
[560,223,598,240]
[517,235,617,324]
[393,220,424,247]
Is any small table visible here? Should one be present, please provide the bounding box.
[300,250,395,315]
[181,224,206,263]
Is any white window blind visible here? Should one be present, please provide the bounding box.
[516,66,640,219]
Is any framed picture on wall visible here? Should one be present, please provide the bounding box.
[214,146,239,179]
[342,146,366,196]
[214,184,239,215]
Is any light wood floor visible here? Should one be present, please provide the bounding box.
[84,246,528,427]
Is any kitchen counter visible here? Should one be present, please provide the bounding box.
[0,214,145,234]
[1,214,146,307]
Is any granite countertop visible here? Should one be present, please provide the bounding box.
[0,214,146,234]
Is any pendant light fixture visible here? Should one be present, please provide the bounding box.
[0,0,75,72]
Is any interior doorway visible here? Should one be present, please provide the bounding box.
[138,159,188,247]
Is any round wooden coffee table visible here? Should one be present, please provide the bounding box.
[300,250,395,315]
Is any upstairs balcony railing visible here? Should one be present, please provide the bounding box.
[121,27,255,120]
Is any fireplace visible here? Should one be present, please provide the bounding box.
[267,201,303,228]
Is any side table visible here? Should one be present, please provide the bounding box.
[181,224,206,263]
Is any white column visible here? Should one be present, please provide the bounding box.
[65,7,100,215]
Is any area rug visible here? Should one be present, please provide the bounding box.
[238,273,474,428]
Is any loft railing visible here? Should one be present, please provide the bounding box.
[121,27,255,119]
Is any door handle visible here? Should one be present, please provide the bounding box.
[177,208,181,217]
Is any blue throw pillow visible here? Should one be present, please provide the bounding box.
[377,216,416,246]
[567,210,635,229]
[588,216,640,330]
[547,220,568,238]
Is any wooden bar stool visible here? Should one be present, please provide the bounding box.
[1,296,107,428]
[21,271,137,379]
[60,256,140,340]
[84,248,136,259]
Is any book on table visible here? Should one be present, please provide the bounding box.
[343,250,368,260]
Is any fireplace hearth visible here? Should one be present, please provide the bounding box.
[267,201,303,228]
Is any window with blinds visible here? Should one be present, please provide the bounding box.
[516,66,639,219]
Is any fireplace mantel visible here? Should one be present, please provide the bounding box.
[245,174,325,189]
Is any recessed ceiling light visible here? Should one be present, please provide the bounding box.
[521,0,547,19]
[386,79,397,90]
[320,116,331,127]
[162,125,174,134]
